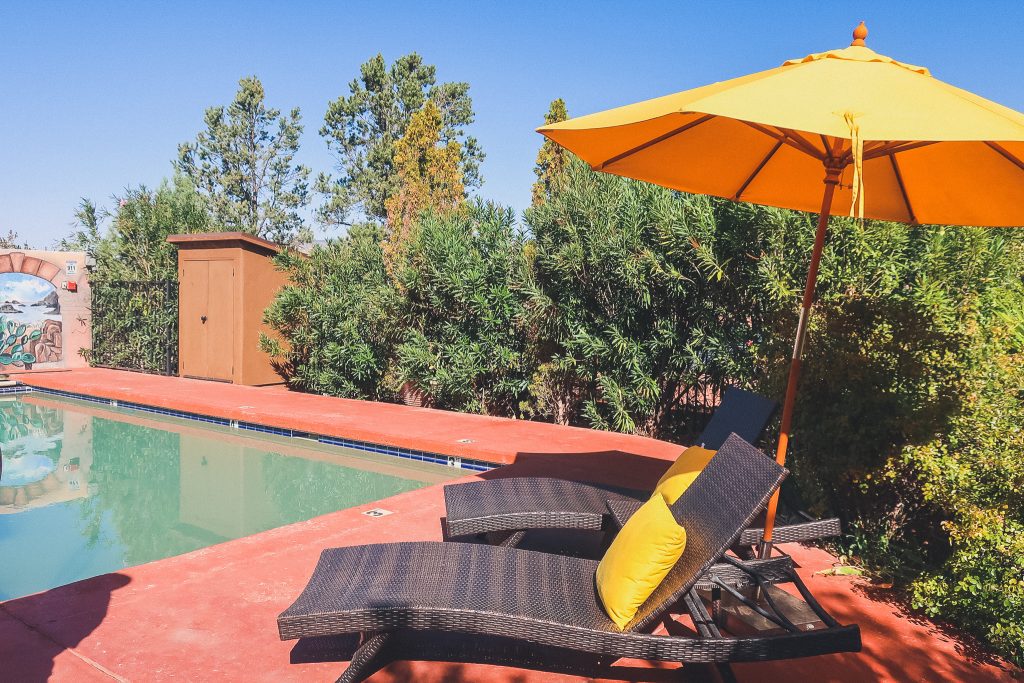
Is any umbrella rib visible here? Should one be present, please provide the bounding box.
[781,128,825,158]
[985,141,1024,172]
[740,121,824,160]
[863,141,937,161]
[594,114,715,170]
[734,139,784,200]
[888,153,917,224]
[819,134,832,156]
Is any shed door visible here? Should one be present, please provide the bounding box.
[180,259,235,382]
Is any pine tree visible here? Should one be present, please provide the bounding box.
[317,53,483,227]
[531,98,569,205]
[176,77,311,244]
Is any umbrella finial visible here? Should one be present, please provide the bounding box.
[851,21,868,46]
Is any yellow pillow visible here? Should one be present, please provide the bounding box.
[595,492,686,629]
[654,446,717,504]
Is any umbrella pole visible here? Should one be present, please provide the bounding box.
[758,166,841,559]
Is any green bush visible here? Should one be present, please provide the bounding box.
[903,357,1024,662]
[524,159,757,438]
[264,201,532,416]
[261,223,400,400]
[727,206,1024,665]
[85,177,213,374]
[389,201,533,415]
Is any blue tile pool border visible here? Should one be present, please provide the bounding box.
[17,384,496,473]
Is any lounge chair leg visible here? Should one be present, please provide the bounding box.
[484,530,527,547]
[336,632,393,683]
[715,663,738,683]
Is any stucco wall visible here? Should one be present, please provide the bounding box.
[0,250,91,372]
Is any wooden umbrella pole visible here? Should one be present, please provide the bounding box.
[758,164,842,559]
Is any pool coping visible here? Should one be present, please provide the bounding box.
[5,383,496,473]
[16,368,684,469]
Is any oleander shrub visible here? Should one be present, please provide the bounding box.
[524,159,758,438]
[902,357,1024,664]
[729,206,1024,665]
[84,177,213,374]
[261,223,401,400]
[388,201,533,415]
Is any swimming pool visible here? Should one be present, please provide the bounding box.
[0,393,457,601]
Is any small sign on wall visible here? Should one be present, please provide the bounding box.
[65,260,78,275]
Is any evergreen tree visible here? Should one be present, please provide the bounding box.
[383,100,465,273]
[176,77,311,244]
[317,53,483,226]
[531,98,569,205]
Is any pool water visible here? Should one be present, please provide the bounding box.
[0,394,456,601]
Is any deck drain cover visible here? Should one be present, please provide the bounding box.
[362,508,393,518]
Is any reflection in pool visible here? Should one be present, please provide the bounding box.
[0,452,57,486]
[0,394,455,601]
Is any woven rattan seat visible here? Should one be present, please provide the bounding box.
[278,434,861,681]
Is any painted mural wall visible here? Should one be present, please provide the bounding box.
[0,251,91,372]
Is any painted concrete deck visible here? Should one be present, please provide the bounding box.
[2,369,1018,682]
[20,368,682,468]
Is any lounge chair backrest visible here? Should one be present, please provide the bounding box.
[626,433,786,632]
[696,387,778,450]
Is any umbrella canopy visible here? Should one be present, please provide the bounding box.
[538,23,1024,554]
[540,25,1024,227]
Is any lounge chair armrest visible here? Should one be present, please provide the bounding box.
[606,498,644,530]
[737,517,841,546]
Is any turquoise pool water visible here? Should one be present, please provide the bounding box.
[0,394,455,601]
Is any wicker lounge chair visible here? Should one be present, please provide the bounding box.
[443,387,840,550]
[278,435,861,681]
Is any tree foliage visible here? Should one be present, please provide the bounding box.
[78,177,214,373]
[531,98,569,205]
[383,99,465,273]
[58,200,103,256]
[0,230,28,249]
[261,223,400,401]
[176,76,311,244]
[90,177,213,281]
[525,157,755,436]
[264,202,531,416]
[316,53,483,226]
[389,201,532,415]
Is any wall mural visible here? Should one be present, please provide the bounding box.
[0,272,62,370]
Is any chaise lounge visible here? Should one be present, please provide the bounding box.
[278,434,861,682]
[443,387,840,551]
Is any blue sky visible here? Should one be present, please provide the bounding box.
[0,273,55,304]
[3,1,1023,247]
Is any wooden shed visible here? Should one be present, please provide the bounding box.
[167,232,288,385]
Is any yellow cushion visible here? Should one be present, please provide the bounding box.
[653,446,717,504]
[595,492,686,629]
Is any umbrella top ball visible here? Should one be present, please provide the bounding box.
[851,22,868,47]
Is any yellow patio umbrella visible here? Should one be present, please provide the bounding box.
[538,22,1024,556]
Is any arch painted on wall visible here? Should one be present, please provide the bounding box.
[0,252,63,282]
[0,268,63,370]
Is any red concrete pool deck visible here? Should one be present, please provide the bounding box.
[19,368,682,468]
[2,369,1018,682]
